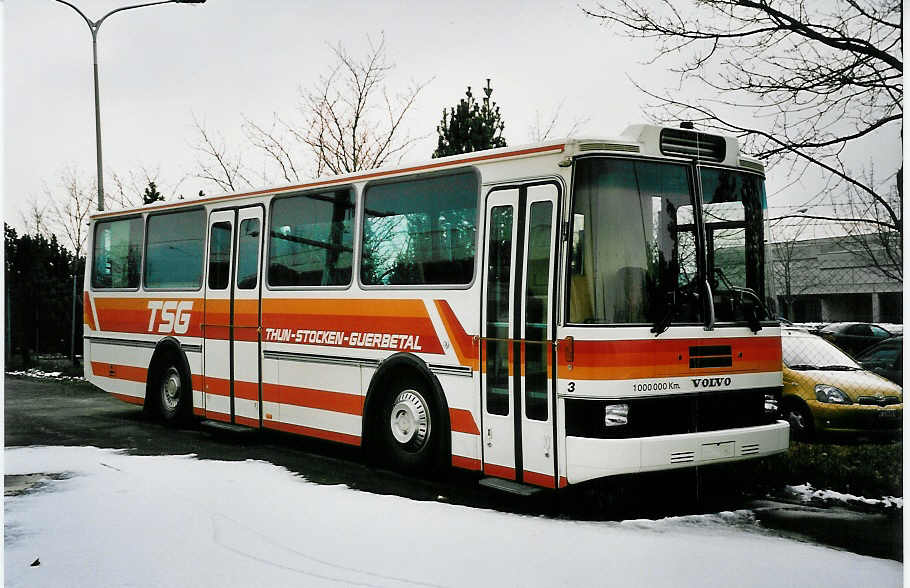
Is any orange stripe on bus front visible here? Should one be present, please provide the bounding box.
[558,337,781,380]
[262,383,362,416]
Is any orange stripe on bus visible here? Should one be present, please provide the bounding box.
[434,300,478,369]
[449,408,480,435]
[234,415,260,428]
[523,470,556,488]
[234,380,259,401]
[262,298,430,317]
[91,362,147,383]
[452,455,482,471]
[204,376,231,396]
[111,393,144,406]
[262,383,362,416]
[263,420,361,446]
[558,337,781,380]
[484,463,516,480]
[83,292,96,330]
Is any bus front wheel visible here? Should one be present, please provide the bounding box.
[380,378,440,473]
[155,358,191,424]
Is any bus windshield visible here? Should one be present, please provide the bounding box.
[699,167,769,323]
[568,158,701,326]
[568,158,769,328]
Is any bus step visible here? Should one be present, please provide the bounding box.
[199,420,257,436]
[478,477,544,496]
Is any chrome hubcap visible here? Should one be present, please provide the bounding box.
[390,389,429,449]
[161,367,181,411]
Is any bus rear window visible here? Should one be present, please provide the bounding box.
[92,217,143,289]
[144,209,205,289]
[361,171,477,286]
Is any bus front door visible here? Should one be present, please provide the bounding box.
[203,206,264,427]
[481,183,559,487]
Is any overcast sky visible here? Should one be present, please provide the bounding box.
[3,0,899,241]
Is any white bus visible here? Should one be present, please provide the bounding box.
[84,124,789,490]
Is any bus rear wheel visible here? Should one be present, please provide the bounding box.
[380,379,440,473]
[155,358,190,424]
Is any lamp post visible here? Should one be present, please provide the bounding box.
[55,0,206,212]
[55,0,205,367]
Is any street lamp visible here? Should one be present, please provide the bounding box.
[55,0,206,212]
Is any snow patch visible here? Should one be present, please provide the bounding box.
[6,369,83,382]
[4,447,901,588]
[786,483,903,509]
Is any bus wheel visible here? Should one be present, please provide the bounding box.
[156,360,190,424]
[381,379,439,473]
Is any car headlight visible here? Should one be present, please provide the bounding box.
[604,403,630,427]
[815,384,853,405]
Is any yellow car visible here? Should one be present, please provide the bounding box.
[781,328,902,438]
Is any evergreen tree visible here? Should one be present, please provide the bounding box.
[433,79,506,158]
[143,181,164,205]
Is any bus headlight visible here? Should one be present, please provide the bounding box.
[764,393,779,417]
[605,403,630,427]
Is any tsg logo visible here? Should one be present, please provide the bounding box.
[147,300,193,334]
[692,377,732,389]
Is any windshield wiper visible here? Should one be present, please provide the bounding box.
[787,364,819,370]
[818,365,860,371]
[651,297,674,336]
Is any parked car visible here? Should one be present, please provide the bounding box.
[817,322,894,356]
[781,328,902,439]
[856,336,903,387]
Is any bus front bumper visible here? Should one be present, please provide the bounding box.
[564,420,789,485]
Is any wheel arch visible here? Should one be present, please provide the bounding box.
[144,337,193,411]
[362,353,451,459]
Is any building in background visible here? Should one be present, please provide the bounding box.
[771,234,902,324]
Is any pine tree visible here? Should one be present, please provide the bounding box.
[143,181,164,205]
[433,79,506,158]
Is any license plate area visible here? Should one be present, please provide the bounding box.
[702,441,735,460]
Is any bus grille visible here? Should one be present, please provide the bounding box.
[564,388,779,440]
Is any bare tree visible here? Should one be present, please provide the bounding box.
[293,35,431,176]
[109,166,186,209]
[46,168,95,259]
[20,198,50,237]
[191,114,255,193]
[583,0,901,277]
[528,100,590,142]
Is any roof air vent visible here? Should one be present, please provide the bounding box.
[660,128,726,162]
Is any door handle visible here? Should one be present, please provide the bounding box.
[486,427,493,448]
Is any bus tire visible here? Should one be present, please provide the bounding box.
[154,355,191,425]
[380,375,441,473]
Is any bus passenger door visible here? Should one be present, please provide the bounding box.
[481,189,519,479]
[203,210,234,422]
[231,207,264,428]
[481,183,559,486]
[518,185,558,487]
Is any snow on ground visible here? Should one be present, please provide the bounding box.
[5,369,84,382]
[786,483,903,509]
[4,446,902,588]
